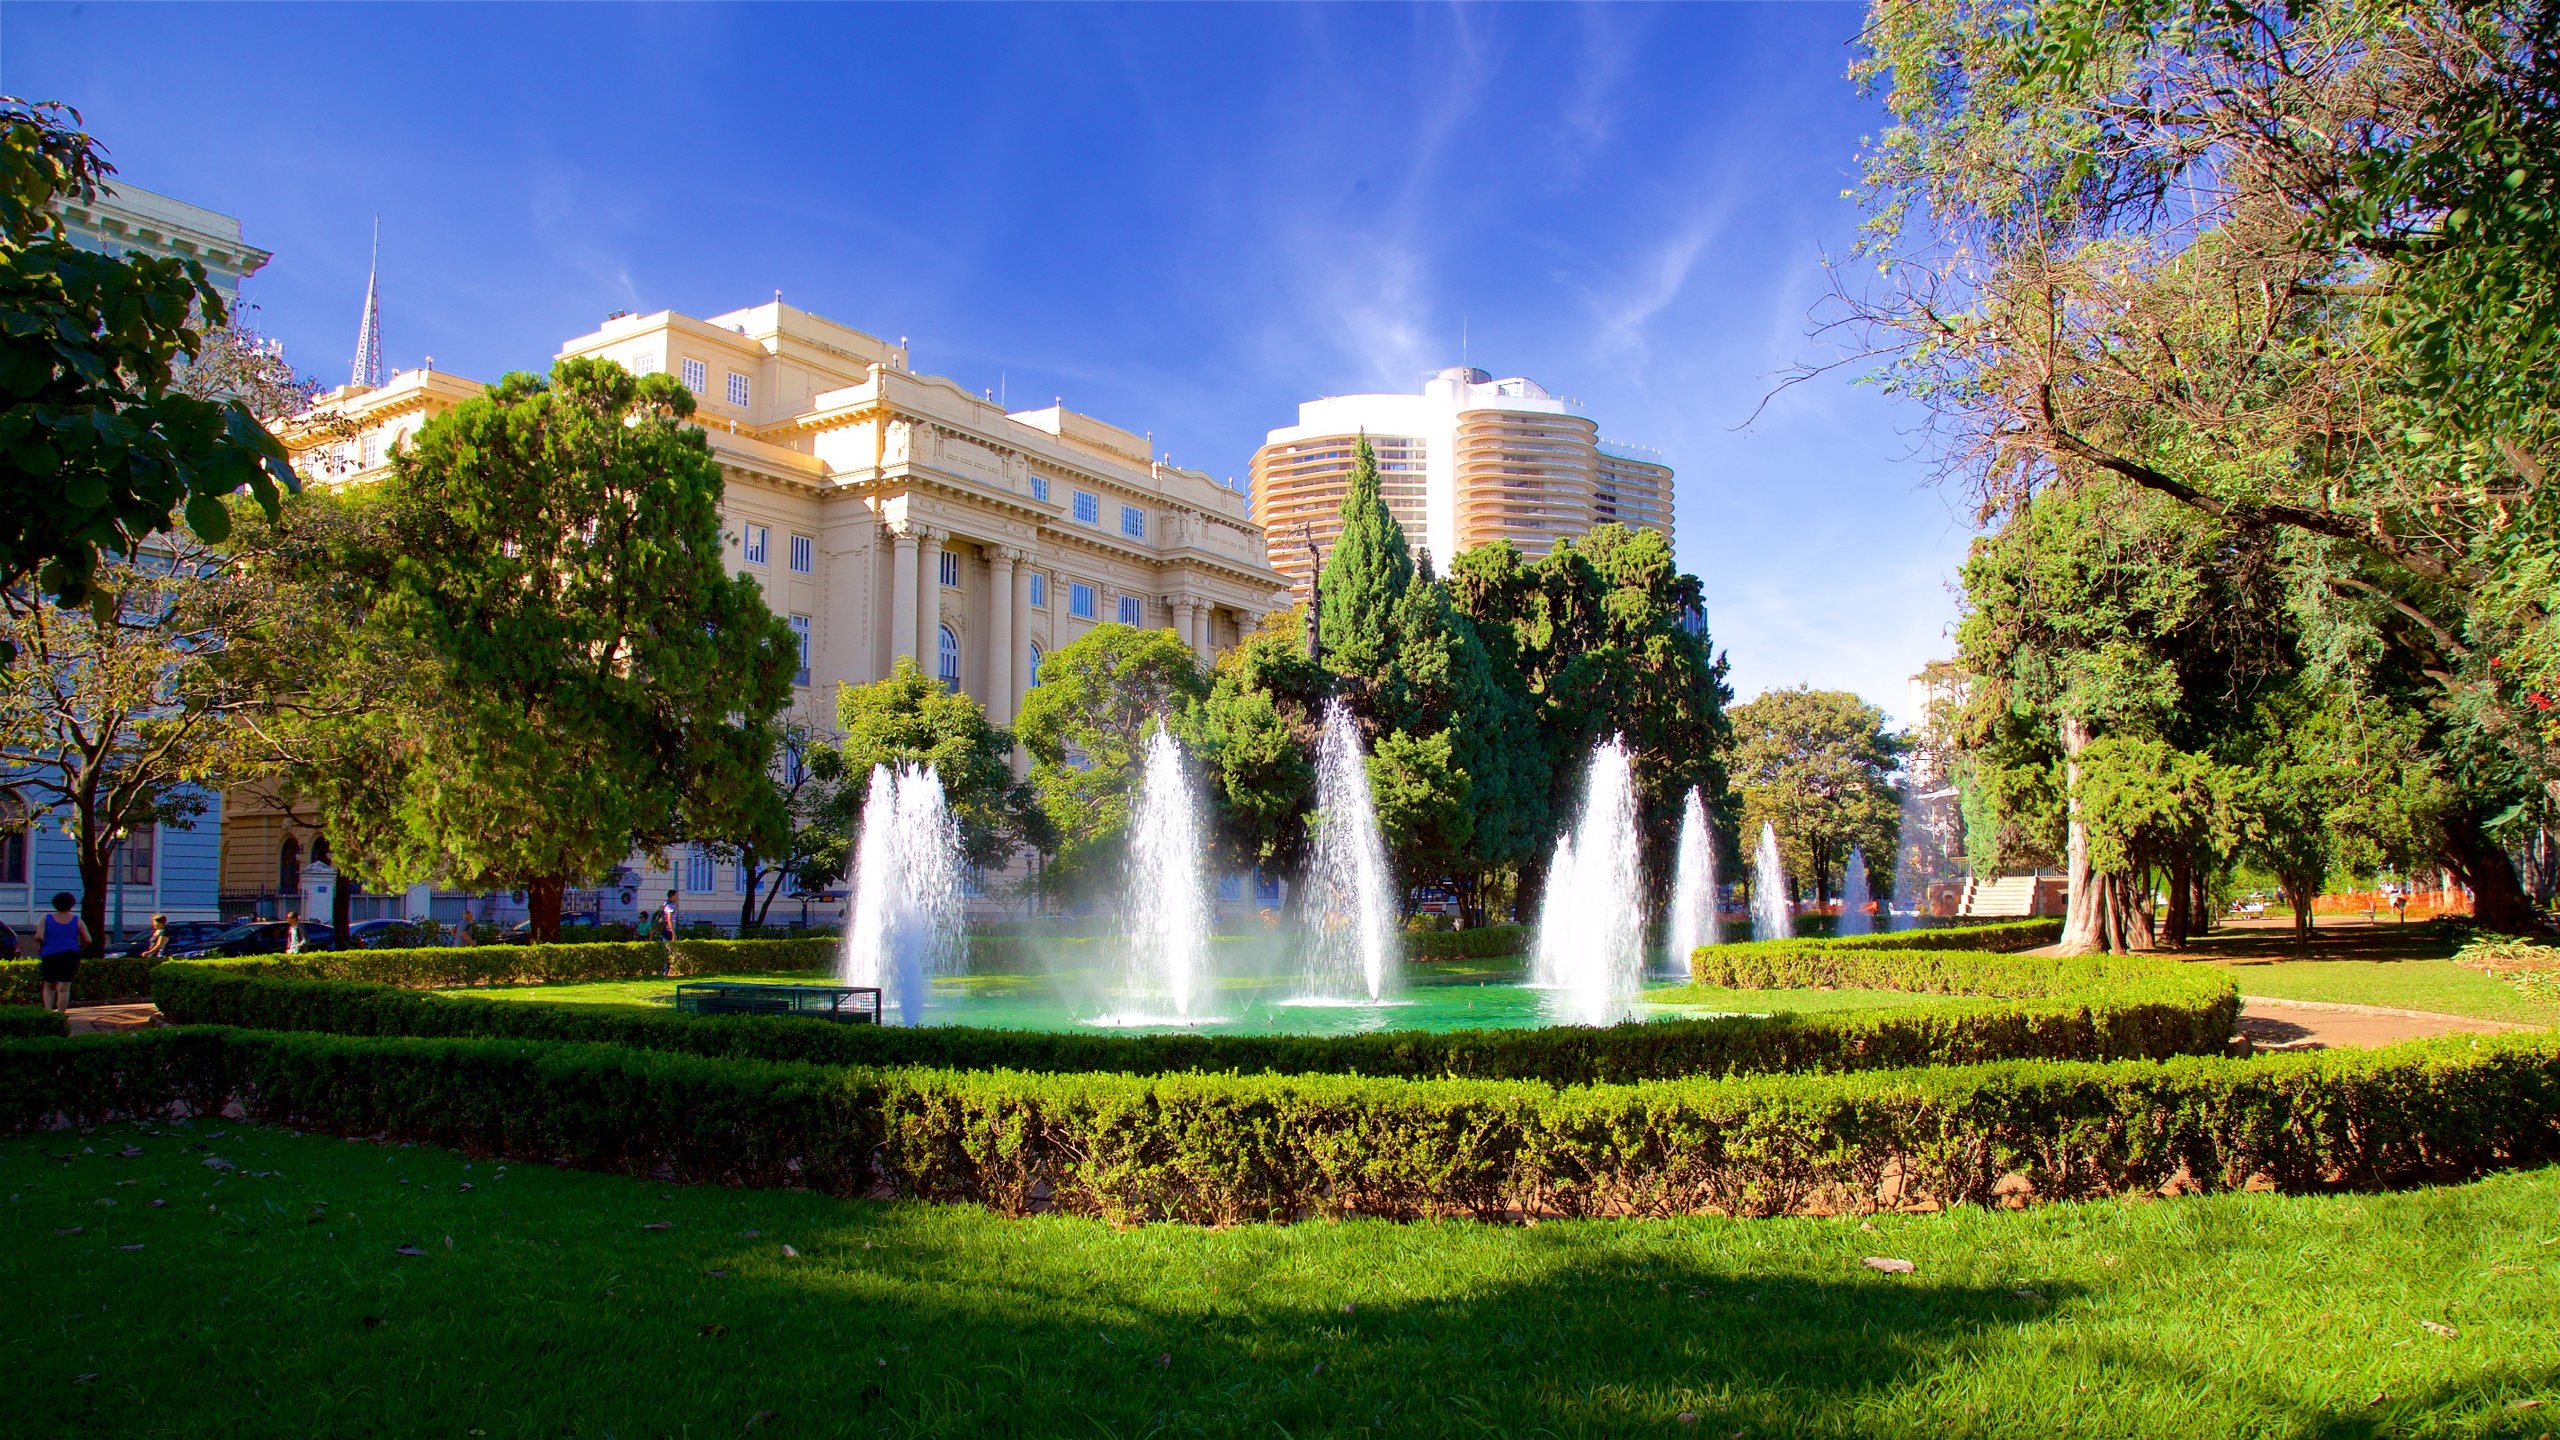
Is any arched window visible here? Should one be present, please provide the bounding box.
[937,624,960,693]
[311,834,332,866]
[1027,642,1044,691]
[279,836,303,896]
[0,789,25,886]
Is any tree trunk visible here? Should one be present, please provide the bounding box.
[76,832,110,959]
[2441,812,2540,934]
[527,875,566,943]
[737,855,761,931]
[2057,715,2109,955]
[2163,851,2194,950]
[2281,875,2315,949]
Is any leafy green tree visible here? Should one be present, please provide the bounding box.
[1197,611,1325,879]
[0,100,294,624]
[1368,727,1472,903]
[334,357,796,939]
[1849,0,2555,928]
[1012,623,1208,899]
[1316,434,1414,696]
[808,657,1036,881]
[1728,686,1904,907]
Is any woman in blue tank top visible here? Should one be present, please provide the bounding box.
[36,891,90,1012]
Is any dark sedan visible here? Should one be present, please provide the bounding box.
[107,921,235,959]
[169,920,337,958]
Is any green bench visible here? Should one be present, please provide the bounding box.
[672,981,882,1024]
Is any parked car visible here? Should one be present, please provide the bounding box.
[105,921,234,959]
[168,920,337,958]
[347,918,439,949]
[503,913,610,944]
[0,919,15,959]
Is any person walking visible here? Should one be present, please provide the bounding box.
[139,914,171,960]
[283,909,307,955]
[35,892,89,1012]
[655,890,680,974]
[456,905,476,946]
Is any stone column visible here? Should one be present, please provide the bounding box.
[887,525,920,671]
[915,528,944,680]
[986,548,1018,724]
[1191,601,1214,662]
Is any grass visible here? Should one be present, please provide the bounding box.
[2218,958,2560,1027]
[2181,918,2560,1028]
[10,1122,2559,1437]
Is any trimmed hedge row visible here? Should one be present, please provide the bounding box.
[0,956,160,1007]
[2,1025,2550,1222]
[0,1006,67,1038]
[1407,924,1527,960]
[150,947,2237,1084]
[1687,918,2062,971]
[188,936,841,990]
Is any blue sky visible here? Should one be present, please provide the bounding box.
[7,2,1973,723]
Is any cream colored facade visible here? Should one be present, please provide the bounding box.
[256,300,1289,923]
[55,182,271,300]
[1250,367,1676,599]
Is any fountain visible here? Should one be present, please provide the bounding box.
[1665,786,1719,978]
[1108,722,1213,1022]
[839,762,963,1025]
[1749,822,1795,941]
[1532,737,1646,1025]
[1297,699,1399,1003]
[1838,846,1873,937]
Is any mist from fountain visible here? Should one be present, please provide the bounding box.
[1110,722,1213,1022]
[1665,786,1719,978]
[1298,698,1399,1003]
[1888,782,1923,930]
[1749,821,1795,942]
[1532,737,1646,1025]
[839,762,963,1026]
[1838,846,1873,937]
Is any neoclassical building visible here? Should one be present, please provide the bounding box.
[242,300,1289,925]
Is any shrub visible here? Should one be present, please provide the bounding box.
[1686,919,2061,971]
[150,945,2235,1084]
[163,936,838,991]
[0,1025,2550,1223]
[0,955,161,1007]
[1406,924,1527,960]
[0,1006,67,1038]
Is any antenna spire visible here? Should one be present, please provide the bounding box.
[350,216,384,389]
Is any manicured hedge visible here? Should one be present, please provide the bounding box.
[151,947,2236,1084]
[0,956,160,1007]
[0,1005,67,1038]
[1407,924,1526,960]
[0,1025,2549,1223]
[1686,918,2062,972]
[186,936,840,990]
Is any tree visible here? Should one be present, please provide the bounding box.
[1012,623,1209,899]
[808,657,1037,884]
[0,100,294,622]
[1197,610,1325,879]
[1845,0,2558,929]
[1368,727,1472,904]
[0,535,268,949]
[1727,687,1904,907]
[1317,434,1415,698]
[332,357,796,940]
[727,718,834,930]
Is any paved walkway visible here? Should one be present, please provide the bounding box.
[65,1002,163,1036]
[2236,995,2525,1052]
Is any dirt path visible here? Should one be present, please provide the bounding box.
[2237,995,2526,1052]
[65,1002,162,1036]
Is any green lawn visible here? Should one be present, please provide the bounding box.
[10,1121,2558,1437]
[2217,958,2560,1027]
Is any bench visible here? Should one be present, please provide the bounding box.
[671,981,883,1024]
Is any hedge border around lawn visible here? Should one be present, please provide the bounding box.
[150,919,2229,1085]
[0,1024,2548,1223]
[0,1006,66,1039]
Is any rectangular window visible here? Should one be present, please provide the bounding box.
[680,358,707,394]
[629,352,659,375]
[0,810,22,885]
[685,845,715,894]
[938,550,960,587]
[789,614,812,687]
[361,431,382,467]
[1028,572,1047,608]
[742,524,768,565]
[1118,595,1142,626]
[1030,475,1051,502]
[1072,490,1100,525]
[116,826,154,887]
[726,371,751,407]
[1121,505,1145,539]
[1068,582,1096,620]
[788,534,813,574]
[734,857,752,895]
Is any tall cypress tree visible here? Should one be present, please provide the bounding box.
[1317,434,1413,694]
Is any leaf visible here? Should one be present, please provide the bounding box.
[117,1244,144,1252]
[780,1243,800,1259]
[700,1323,728,1337]
[1862,1256,1916,1274]
[393,1245,427,1257]
[643,1221,672,1231]
[183,491,231,542]
[202,1155,236,1171]
[744,1409,779,1432]
[2419,1319,2459,1338]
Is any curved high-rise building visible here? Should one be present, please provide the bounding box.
[1249,367,1673,599]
